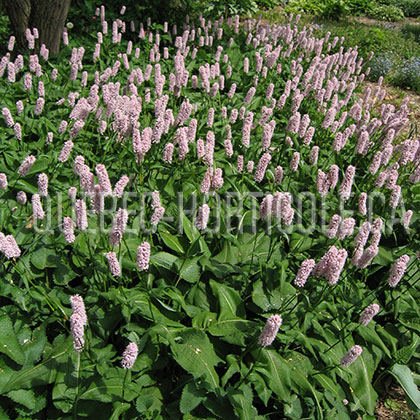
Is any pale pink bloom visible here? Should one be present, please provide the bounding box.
[358,193,367,215]
[151,206,165,226]
[369,152,382,175]
[258,315,282,347]
[259,194,273,219]
[309,146,319,165]
[328,165,339,190]
[201,168,212,194]
[16,191,27,205]
[63,217,76,243]
[106,251,121,277]
[75,199,88,230]
[388,254,410,287]
[224,139,233,157]
[341,345,362,367]
[121,342,138,369]
[163,143,174,163]
[354,222,371,248]
[237,155,244,172]
[13,123,21,140]
[254,152,272,183]
[290,152,300,171]
[389,185,401,208]
[326,249,347,285]
[326,214,341,239]
[31,194,44,219]
[339,165,356,202]
[195,204,210,230]
[275,166,283,185]
[294,259,315,288]
[95,164,112,196]
[137,242,151,271]
[359,303,380,326]
[2,107,14,127]
[113,175,129,198]
[16,100,24,116]
[37,173,48,197]
[109,208,128,247]
[58,140,74,163]
[313,246,339,277]
[286,112,300,134]
[0,234,21,259]
[70,313,84,353]
[0,173,7,190]
[247,161,254,173]
[34,98,45,115]
[58,120,68,134]
[357,245,379,269]
[211,168,224,190]
[402,210,413,228]
[337,218,356,240]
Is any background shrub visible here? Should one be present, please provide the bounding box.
[367,4,405,21]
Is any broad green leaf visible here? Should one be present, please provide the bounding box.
[350,352,377,415]
[171,328,221,391]
[357,327,391,358]
[180,258,201,283]
[0,315,25,365]
[209,280,245,319]
[389,364,420,413]
[159,230,186,254]
[30,245,60,270]
[110,402,130,420]
[151,252,180,271]
[52,352,80,413]
[255,349,292,402]
[6,389,37,410]
[135,386,163,413]
[179,382,206,414]
[80,369,137,403]
[227,384,258,420]
[2,336,72,393]
[394,333,420,364]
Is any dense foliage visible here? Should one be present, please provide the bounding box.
[0,6,420,419]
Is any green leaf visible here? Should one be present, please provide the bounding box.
[179,382,206,414]
[171,328,221,391]
[209,280,245,319]
[6,389,37,410]
[350,352,377,415]
[80,369,137,403]
[389,364,420,413]
[255,349,292,402]
[159,231,186,254]
[135,386,163,413]
[227,384,258,420]
[180,258,201,283]
[2,335,72,393]
[30,245,60,270]
[151,252,180,271]
[110,402,130,420]
[52,352,80,413]
[0,315,25,365]
[357,326,391,358]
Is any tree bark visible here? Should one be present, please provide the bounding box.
[3,0,31,49]
[30,0,71,55]
[3,0,71,55]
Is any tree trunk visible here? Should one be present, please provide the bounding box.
[30,0,71,55]
[3,0,71,55]
[3,0,31,49]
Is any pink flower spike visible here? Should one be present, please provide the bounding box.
[258,315,282,347]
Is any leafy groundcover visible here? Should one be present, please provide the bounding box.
[0,7,420,420]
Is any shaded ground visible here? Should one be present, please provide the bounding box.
[376,386,420,420]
